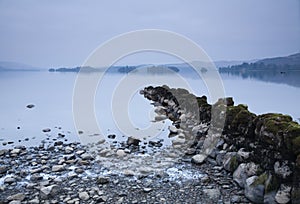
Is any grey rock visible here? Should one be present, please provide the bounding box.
[0,165,9,174]
[127,137,141,146]
[9,201,21,204]
[203,188,221,201]
[223,152,241,172]
[30,174,43,182]
[233,162,260,188]
[4,176,16,184]
[40,185,59,199]
[10,148,21,154]
[28,198,40,204]
[52,165,65,172]
[65,146,74,153]
[7,193,25,201]
[275,184,291,204]
[264,191,277,204]
[244,176,264,204]
[274,161,292,179]
[79,192,90,201]
[26,104,35,108]
[42,128,51,133]
[191,153,207,164]
[80,153,92,160]
[143,188,152,193]
[97,176,110,184]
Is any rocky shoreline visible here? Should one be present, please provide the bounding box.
[1,85,299,204]
[0,141,252,204]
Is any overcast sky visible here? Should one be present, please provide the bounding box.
[0,0,299,68]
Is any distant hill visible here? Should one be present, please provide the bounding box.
[219,53,300,87]
[0,61,39,71]
[256,53,300,66]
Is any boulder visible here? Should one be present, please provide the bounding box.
[233,162,260,188]
[191,153,207,164]
[40,185,59,199]
[275,184,291,204]
[244,174,267,204]
[127,137,141,146]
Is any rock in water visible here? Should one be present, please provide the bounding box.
[42,128,51,133]
[127,137,141,146]
[26,104,35,109]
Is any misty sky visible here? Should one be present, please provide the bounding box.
[0,0,299,68]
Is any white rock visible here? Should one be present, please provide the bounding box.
[237,148,250,159]
[123,169,135,176]
[65,146,74,153]
[79,192,90,201]
[191,154,207,164]
[179,114,187,122]
[172,137,185,145]
[40,185,59,199]
[51,165,65,172]
[116,149,126,157]
[274,161,292,179]
[80,153,92,160]
[10,148,21,154]
[275,184,291,204]
[168,126,178,134]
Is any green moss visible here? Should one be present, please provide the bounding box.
[264,174,279,193]
[251,172,268,186]
[229,155,239,171]
[296,154,300,168]
[264,120,290,134]
[292,136,300,155]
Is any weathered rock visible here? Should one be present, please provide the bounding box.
[191,153,207,164]
[244,175,265,203]
[233,162,260,188]
[275,184,291,204]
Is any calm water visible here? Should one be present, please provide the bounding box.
[0,69,299,149]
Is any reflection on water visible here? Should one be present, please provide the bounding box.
[0,68,299,149]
